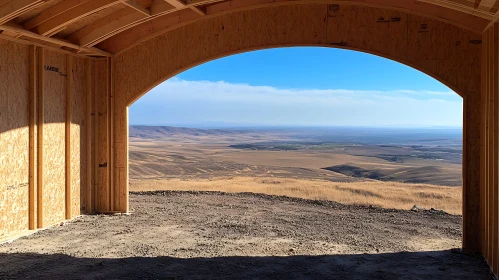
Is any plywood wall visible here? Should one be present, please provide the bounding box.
[0,40,30,239]
[42,50,67,227]
[94,59,110,212]
[71,57,88,217]
[0,38,97,241]
[481,23,499,276]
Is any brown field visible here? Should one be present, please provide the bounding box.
[129,125,463,215]
[131,176,462,214]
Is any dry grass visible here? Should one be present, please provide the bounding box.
[131,176,462,215]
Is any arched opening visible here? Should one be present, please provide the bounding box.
[129,46,464,208]
[121,47,476,278]
[108,5,482,255]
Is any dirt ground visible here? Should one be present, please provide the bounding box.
[0,191,492,280]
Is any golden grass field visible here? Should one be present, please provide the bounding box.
[131,176,462,215]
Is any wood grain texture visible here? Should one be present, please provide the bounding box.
[94,59,109,213]
[71,56,88,217]
[42,49,67,227]
[0,39,30,239]
[28,45,37,230]
[36,46,44,228]
[480,23,499,274]
[65,54,72,219]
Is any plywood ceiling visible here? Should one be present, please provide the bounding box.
[0,0,497,57]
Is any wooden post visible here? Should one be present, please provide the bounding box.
[108,57,113,212]
[28,45,37,230]
[36,47,44,228]
[86,59,93,213]
[65,55,72,220]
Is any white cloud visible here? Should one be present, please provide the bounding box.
[130,79,463,127]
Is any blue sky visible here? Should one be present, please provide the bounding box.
[130,47,462,127]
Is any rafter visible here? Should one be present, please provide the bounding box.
[163,0,205,16]
[24,0,90,31]
[32,0,122,36]
[0,22,112,56]
[0,0,47,25]
[66,0,211,49]
[120,0,150,16]
[97,9,200,53]
[67,7,148,47]
[484,8,499,30]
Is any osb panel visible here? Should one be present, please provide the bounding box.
[94,59,109,212]
[327,5,408,62]
[325,5,482,96]
[0,39,30,238]
[113,107,127,212]
[406,13,481,94]
[480,24,499,275]
[70,56,88,217]
[42,50,66,227]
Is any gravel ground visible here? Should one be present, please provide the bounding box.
[0,191,493,280]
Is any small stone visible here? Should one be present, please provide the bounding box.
[411,205,422,212]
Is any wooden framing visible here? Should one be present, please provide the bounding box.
[0,0,496,56]
[0,0,46,25]
[86,59,93,213]
[482,22,499,274]
[28,45,37,230]
[65,55,72,220]
[120,0,151,16]
[36,46,44,229]
[31,0,121,36]
[1,0,499,278]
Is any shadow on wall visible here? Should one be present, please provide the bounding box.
[0,250,492,280]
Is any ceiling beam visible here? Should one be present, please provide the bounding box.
[163,0,205,16]
[67,7,148,47]
[32,0,122,36]
[120,0,151,16]
[0,22,112,56]
[66,0,211,48]
[484,9,499,31]
[0,0,47,25]
[97,9,200,53]
[24,0,90,31]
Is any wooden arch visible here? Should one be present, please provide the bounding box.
[110,1,481,250]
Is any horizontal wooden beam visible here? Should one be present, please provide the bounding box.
[0,0,46,25]
[120,0,151,16]
[32,0,121,36]
[163,0,205,15]
[0,23,113,56]
[68,7,148,47]
[24,0,89,31]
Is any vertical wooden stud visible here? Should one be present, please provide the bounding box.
[492,23,499,274]
[28,45,37,230]
[108,57,114,212]
[86,59,93,213]
[65,55,72,220]
[36,47,44,229]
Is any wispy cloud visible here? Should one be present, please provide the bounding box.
[130,79,462,127]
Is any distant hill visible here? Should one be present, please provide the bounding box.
[129,125,247,139]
